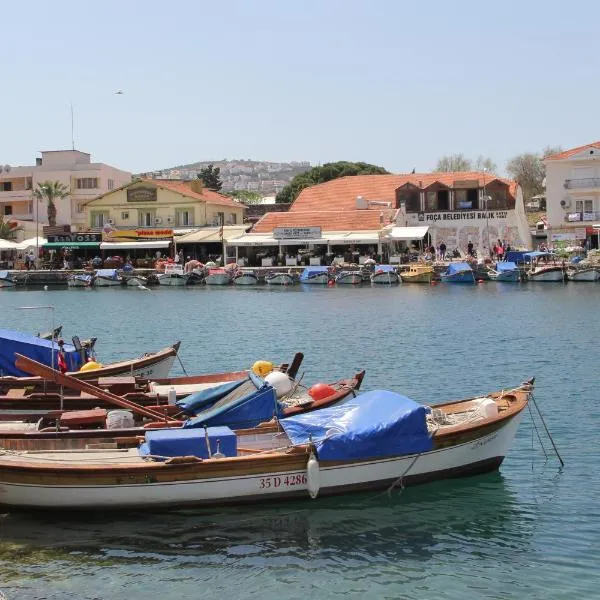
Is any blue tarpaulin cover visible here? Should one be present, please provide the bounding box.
[0,271,11,280]
[505,251,529,264]
[139,426,237,459]
[445,262,473,275]
[0,329,82,376]
[374,265,396,272]
[300,266,329,282]
[523,251,556,262]
[95,269,119,279]
[177,378,249,414]
[281,390,433,461]
[496,261,518,272]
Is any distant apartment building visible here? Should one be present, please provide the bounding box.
[0,150,131,232]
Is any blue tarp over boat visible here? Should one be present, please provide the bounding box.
[373,264,396,272]
[281,390,433,461]
[523,251,556,262]
[496,261,518,272]
[444,262,473,275]
[0,329,82,376]
[300,266,329,282]
[95,269,119,279]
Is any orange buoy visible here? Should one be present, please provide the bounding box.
[308,383,336,401]
[327,280,335,287]
[477,279,485,283]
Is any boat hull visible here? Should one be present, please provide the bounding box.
[0,279,15,288]
[265,274,295,286]
[489,271,521,282]
[157,274,188,286]
[301,274,329,284]
[527,268,564,282]
[67,275,93,287]
[94,277,122,287]
[336,272,362,285]
[371,272,400,284]
[205,273,231,285]
[125,276,148,287]
[440,272,475,283]
[567,268,599,281]
[400,271,435,284]
[233,274,259,285]
[0,410,523,510]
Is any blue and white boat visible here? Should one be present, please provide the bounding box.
[0,270,15,288]
[488,261,521,282]
[440,262,475,283]
[370,264,400,284]
[523,252,564,282]
[94,268,123,287]
[67,273,94,288]
[300,266,330,284]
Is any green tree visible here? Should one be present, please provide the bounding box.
[197,164,223,191]
[0,215,22,240]
[33,180,70,226]
[506,146,562,202]
[229,190,262,204]
[435,154,473,172]
[275,161,389,204]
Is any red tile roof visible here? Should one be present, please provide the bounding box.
[290,172,516,213]
[544,142,600,161]
[146,179,242,209]
[252,210,396,233]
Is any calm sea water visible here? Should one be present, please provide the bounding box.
[0,282,599,599]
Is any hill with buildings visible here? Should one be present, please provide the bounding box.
[139,159,312,196]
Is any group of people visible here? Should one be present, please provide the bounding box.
[491,239,511,260]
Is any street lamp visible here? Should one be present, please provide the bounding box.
[482,168,491,257]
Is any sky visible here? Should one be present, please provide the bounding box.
[2,0,598,175]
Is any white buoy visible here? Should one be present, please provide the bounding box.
[44,285,48,291]
[306,450,320,499]
[264,371,293,397]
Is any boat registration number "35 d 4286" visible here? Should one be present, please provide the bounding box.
[259,474,307,489]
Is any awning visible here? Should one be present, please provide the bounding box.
[44,242,100,249]
[178,226,249,244]
[0,239,18,250]
[323,232,380,245]
[226,234,279,247]
[385,226,429,241]
[100,241,171,250]
[15,237,47,250]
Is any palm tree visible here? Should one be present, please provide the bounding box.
[0,215,22,240]
[33,180,70,226]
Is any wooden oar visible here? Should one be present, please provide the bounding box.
[14,354,179,423]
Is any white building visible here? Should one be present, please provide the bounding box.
[544,142,600,248]
[0,150,131,232]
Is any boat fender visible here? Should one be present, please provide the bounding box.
[252,360,274,377]
[308,383,336,401]
[306,450,320,499]
[167,387,177,405]
[79,360,103,372]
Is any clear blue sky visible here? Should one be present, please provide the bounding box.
[2,0,598,175]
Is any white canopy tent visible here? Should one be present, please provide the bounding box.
[15,237,47,250]
[384,226,429,241]
[0,239,18,250]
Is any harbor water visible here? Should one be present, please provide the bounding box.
[0,283,599,599]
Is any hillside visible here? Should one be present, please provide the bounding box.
[141,159,312,196]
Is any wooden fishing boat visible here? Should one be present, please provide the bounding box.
[335,270,362,285]
[488,261,521,282]
[0,332,180,382]
[0,379,534,510]
[566,266,599,282]
[205,267,232,285]
[299,267,330,284]
[0,270,16,287]
[440,262,476,283]
[523,251,564,282]
[124,274,149,287]
[67,273,93,287]
[157,264,189,286]
[370,265,400,285]
[400,263,435,284]
[233,270,259,285]
[265,272,295,286]
[94,268,123,286]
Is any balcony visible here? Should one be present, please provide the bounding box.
[564,210,600,223]
[564,178,600,190]
[0,190,32,200]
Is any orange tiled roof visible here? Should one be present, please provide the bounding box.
[252,210,396,233]
[146,179,242,209]
[544,142,600,161]
[290,172,516,212]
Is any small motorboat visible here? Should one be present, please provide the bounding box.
[265,272,295,286]
[0,270,15,288]
[566,267,599,282]
[67,273,94,287]
[0,379,534,510]
[124,274,149,287]
[523,252,564,282]
[370,265,400,285]
[233,270,259,285]
[157,264,189,286]
[335,270,362,285]
[205,267,232,285]
[488,261,521,282]
[300,266,330,284]
[440,262,475,283]
[94,268,123,287]
[400,263,436,284]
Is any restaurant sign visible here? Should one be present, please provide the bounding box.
[273,227,322,240]
[47,233,102,243]
[102,228,174,242]
[418,211,509,222]
[127,187,157,203]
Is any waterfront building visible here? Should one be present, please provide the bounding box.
[0,150,131,233]
[226,172,529,265]
[544,142,600,249]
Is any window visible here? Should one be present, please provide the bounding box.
[484,188,507,209]
[176,209,192,226]
[26,177,33,190]
[138,210,156,226]
[575,199,594,219]
[28,201,33,215]
[229,213,237,224]
[90,211,109,227]
[121,211,130,220]
[108,179,115,190]
[1,182,12,191]
[4,205,12,215]
[398,189,420,212]
[76,202,85,214]
[425,191,437,211]
[76,178,99,189]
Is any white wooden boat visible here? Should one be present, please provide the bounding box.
[67,273,93,287]
[566,267,599,282]
[335,270,363,285]
[233,270,259,285]
[265,272,295,286]
[523,251,564,282]
[487,262,521,282]
[0,380,534,510]
[299,267,330,284]
[370,265,400,284]
[94,268,123,287]
[0,270,15,288]
[205,268,232,285]
[157,264,189,286]
[124,274,149,287]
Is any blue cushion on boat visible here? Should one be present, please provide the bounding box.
[139,426,237,459]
